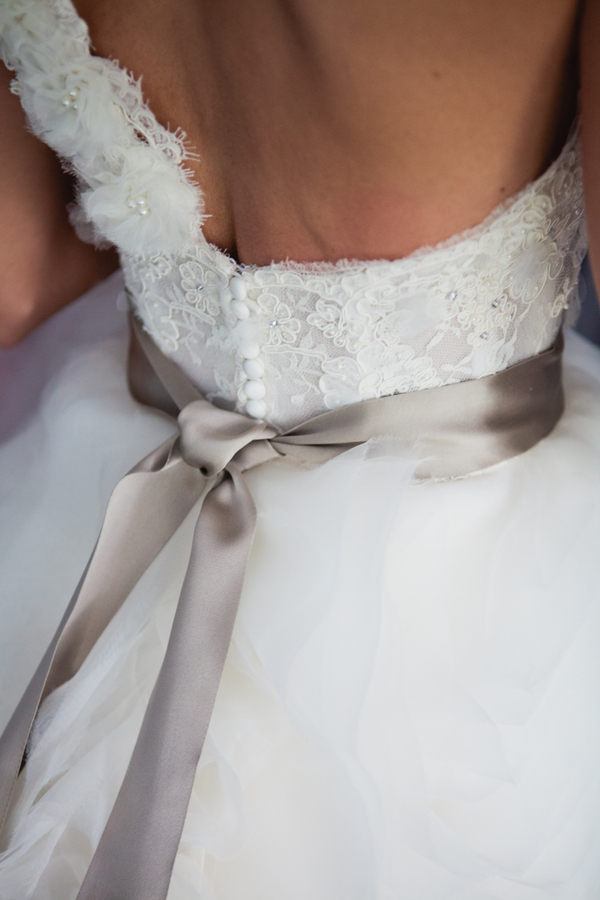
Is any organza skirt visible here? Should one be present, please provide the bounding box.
[1,273,600,899]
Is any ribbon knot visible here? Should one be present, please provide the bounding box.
[0,317,565,900]
[177,398,280,476]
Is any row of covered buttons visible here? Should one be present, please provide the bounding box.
[223,275,267,420]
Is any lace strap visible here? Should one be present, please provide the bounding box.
[0,0,205,254]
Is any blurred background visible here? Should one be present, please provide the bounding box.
[576,256,600,344]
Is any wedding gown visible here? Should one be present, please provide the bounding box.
[2,1,600,898]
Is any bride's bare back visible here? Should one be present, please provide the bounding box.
[75,0,580,264]
[1,0,594,341]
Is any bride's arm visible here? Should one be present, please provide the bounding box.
[0,62,118,348]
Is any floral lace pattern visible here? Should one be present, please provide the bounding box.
[126,133,586,429]
[1,0,588,430]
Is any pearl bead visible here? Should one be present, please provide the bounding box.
[230,276,247,301]
[240,341,260,359]
[480,332,489,340]
[246,399,267,420]
[243,380,266,400]
[231,299,250,320]
[243,358,265,379]
[128,196,150,215]
[62,87,80,109]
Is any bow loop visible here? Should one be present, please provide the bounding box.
[177,399,276,476]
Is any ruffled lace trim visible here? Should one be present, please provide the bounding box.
[123,130,586,429]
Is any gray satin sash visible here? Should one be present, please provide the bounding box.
[0,319,564,899]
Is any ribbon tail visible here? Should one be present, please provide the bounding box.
[0,438,204,841]
[76,465,258,900]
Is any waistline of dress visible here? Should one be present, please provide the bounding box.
[0,316,565,900]
[128,316,565,481]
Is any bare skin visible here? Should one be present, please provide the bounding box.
[0,63,119,345]
[0,0,591,345]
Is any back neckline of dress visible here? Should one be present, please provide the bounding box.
[1,0,582,269]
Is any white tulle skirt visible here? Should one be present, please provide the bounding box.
[2,272,600,900]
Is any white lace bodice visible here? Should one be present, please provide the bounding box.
[1,0,587,430]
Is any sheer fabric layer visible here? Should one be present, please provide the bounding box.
[0,272,176,734]
[1,279,600,899]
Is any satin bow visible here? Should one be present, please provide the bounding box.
[0,318,564,900]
